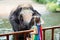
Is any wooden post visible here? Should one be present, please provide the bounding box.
[43,29,45,40]
[14,34,18,40]
[51,29,54,40]
[24,33,27,40]
[6,35,9,40]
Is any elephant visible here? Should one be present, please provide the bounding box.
[9,4,41,40]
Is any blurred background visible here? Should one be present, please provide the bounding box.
[0,0,60,40]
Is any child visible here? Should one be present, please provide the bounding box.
[31,16,44,40]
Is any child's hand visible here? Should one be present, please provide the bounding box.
[30,26,38,34]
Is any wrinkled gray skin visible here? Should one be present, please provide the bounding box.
[9,5,41,40]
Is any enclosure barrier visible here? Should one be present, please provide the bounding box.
[0,29,33,40]
[0,26,60,40]
[43,26,60,40]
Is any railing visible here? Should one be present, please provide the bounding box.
[43,26,60,40]
[0,29,33,40]
[0,26,60,40]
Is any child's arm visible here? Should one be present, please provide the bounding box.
[40,17,44,24]
[30,26,38,34]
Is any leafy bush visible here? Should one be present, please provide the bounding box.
[38,0,47,4]
[46,2,57,12]
[33,0,57,4]
[46,0,57,3]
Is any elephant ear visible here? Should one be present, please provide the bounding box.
[32,10,41,16]
[9,5,22,24]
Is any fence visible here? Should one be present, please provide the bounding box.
[0,26,60,40]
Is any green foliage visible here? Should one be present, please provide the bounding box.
[38,0,46,4]
[33,0,57,4]
[57,3,60,9]
[33,0,47,4]
[46,0,57,3]
[46,2,57,12]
